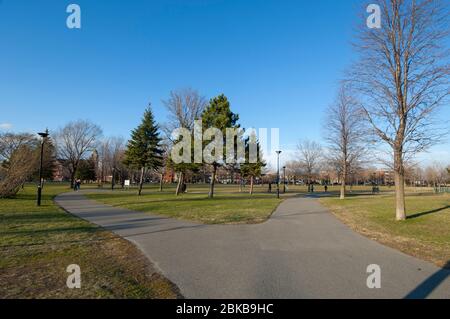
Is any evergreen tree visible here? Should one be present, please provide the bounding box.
[33,135,57,181]
[168,135,202,196]
[201,94,239,198]
[240,133,266,195]
[75,157,96,182]
[124,106,163,195]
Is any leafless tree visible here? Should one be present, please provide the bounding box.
[0,132,36,162]
[296,140,323,184]
[0,145,38,198]
[425,162,448,186]
[162,88,208,138]
[447,166,450,183]
[105,137,126,190]
[162,88,207,195]
[55,120,102,188]
[284,160,304,184]
[97,140,110,185]
[349,0,450,220]
[324,84,367,199]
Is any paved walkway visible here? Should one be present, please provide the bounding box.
[55,192,450,299]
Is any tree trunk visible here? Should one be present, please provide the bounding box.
[250,176,254,195]
[138,167,145,196]
[70,170,76,189]
[340,163,347,200]
[111,168,115,190]
[159,173,163,192]
[175,172,184,196]
[394,149,406,221]
[209,165,217,198]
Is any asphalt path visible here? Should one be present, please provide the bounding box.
[55,191,450,299]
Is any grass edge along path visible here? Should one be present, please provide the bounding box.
[319,193,450,269]
[84,185,284,225]
[0,184,181,299]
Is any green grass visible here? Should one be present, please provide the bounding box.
[85,183,282,224]
[320,192,450,268]
[0,183,180,299]
[2,181,446,298]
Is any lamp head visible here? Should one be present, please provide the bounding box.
[38,129,49,138]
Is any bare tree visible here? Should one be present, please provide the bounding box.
[285,160,304,183]
[162,88,208,137]
[0,145,38,198]
[447,166,450,184]
[162,88,207,195]
[56,120,102,188]
[0,132,36,162]
[105,137,126,190]
[349,0,450,220]
[324,84,367,199]
[296,140,323,184]
[425,162,448,186]
[97,139,110,185]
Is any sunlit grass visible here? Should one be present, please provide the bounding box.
[86,184,283,224]
[0,183,179,298]
[320,192,450,268]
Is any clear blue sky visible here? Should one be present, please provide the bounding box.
[1,0,449,165]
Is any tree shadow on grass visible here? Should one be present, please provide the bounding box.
[299,191,383,199]
[404,261,450,299]
[4,225,97,236]
[103,195,277,208]
[407,206,449,220]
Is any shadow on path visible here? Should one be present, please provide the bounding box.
[404,261,450,299]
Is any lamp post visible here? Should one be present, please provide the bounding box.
[37,129,49,206]
[276,150,282,199]
[283,166,286,193]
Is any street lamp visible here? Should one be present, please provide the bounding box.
[283,166,286,193]
[37,129,49,206]
[276,150,282,199]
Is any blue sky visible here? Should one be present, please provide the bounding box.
[0,0,449,166]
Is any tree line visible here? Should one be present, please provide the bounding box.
[0,90,266,199]
[1,0,448,222]
[313,0,449,221]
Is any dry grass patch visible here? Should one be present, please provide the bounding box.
[0,184,180,298]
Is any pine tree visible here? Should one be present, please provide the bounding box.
[240,133,266,195]
[33,135,57,181]
[124,106,163,195]
[75,157,96,182]
[168,134,202,196]
[201,95,239,198]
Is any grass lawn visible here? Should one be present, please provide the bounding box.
[0,184,180,299]
[85,184,283,224]
[319,192,450,268]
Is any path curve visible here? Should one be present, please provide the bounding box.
[55,191,450,299]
